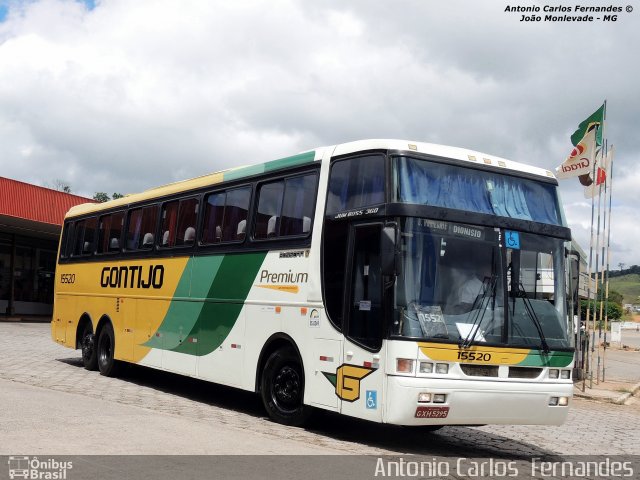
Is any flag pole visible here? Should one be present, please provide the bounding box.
[595,146,606,384]
[585,130,598,389]
[593,146,604,384]
[599,100,609,382]
[602,143,614,382]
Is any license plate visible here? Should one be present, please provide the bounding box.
[415,406,450,418]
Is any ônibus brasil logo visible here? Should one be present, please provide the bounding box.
[7,457,73,480]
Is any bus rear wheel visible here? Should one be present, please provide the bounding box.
[260,348,311,426]
[97,323,121,377]
[80,324,98,371]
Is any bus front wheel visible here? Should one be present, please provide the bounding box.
[260,348,311,426]
[97,323,121,377]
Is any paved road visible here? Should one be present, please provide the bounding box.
[1,322,639,458]
[584,329,640,382]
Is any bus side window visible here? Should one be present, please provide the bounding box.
[97,211,124,254]
[224,187,250,242]
[254,173,317,240]
[71,217,97,256]
[280,173,317,237]
[326,155,385,215]
[255,181,284,240]
[60,221,73,258]
[202,187,251,245]
[202,191,226,244]
[176,198,198,246]
[161,201,179,247]
[126,205,158,250]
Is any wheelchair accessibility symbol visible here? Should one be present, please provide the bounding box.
[366,390,377,409]
[505,230,520,250]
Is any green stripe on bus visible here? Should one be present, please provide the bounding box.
[170,251,267,356]
[517,351,573,367]
[264,151,315,172]
[143,252,267,356]
[142,258,201,350]
[222,151,315,182]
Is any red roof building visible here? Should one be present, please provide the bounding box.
[0,177,93,227]
[0,177,95,317]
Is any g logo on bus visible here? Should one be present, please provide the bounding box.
[322,364,376,402]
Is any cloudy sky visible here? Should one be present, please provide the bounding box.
[0,0,638,267]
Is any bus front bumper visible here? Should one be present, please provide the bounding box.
[385,376,573,426]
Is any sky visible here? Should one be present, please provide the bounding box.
[0,0,638,268]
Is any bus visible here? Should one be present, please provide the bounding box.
[52,139,575,427]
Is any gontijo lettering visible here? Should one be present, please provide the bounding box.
[100,265,164,289]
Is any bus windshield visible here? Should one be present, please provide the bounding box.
[391,217,572,350]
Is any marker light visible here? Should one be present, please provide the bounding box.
[435,363,449,374]
[433,394,447,404]
[419,362,434,373]
[561,370,571,379]
[549,369,560,379]
[418,393,432,403]
[558,396,569,406]
[396,358,415,373]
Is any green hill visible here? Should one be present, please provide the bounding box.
[608,274,640,305]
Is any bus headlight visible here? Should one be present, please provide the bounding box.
[558,396,569,406]
[418,393,432,403]
[396,358,415,373]
[433,394,447,403]
[419,362,433,373]
[561,370,571,379]
[548,369,559,379]
[435,363,449,374]
[549,396,559,406]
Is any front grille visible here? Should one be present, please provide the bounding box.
[508,367,543,378]
[460,364,499,377]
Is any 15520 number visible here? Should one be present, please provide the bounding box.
[457,351,492,362]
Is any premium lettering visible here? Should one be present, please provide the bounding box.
[259,269,308,284]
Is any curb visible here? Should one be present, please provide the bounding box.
[0,316,51,323]
[613,382,640,405]
[572,381,640,405]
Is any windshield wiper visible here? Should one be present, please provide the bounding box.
[459,275,497,349]
[514,282,550,353]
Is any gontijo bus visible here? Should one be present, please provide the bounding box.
[52,139,575,427]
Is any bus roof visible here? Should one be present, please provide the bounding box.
[65,139,556,219]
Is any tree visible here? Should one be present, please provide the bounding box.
[93,192,110,203]
[618,262,626,271]
[50,179,71,193]
[580,300,623,322]
[598,288,623,305]
[112,193,124,200]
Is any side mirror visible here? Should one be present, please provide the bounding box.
[381,225,398,277]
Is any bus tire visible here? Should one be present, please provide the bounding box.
[260,348,311,427]
[80,323,98,371]
[97,323,121,377]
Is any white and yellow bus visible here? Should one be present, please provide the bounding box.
[52,139,575,427]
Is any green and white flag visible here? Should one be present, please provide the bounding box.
[570,103,605,146]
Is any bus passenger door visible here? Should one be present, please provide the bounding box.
[339,224,386,422]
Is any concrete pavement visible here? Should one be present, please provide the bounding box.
[573,329,640,405]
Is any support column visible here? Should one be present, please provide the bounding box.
[5,233,16,316]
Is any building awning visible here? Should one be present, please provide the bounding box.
[0,177,95,240]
